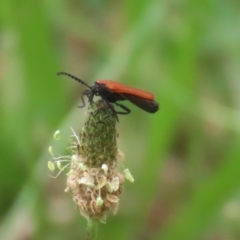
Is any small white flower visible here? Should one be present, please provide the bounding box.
[48,161,55,171]
[71,154,78,162]
[111,177,119,191]
[106,177,119,192]
[101,164,108,174]
[48,146,54,156]
[123,169,134,183]
[53,130,61,140]
[96,196,103,207]
[57,161,63,171]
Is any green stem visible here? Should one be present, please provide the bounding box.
[86,219,98,240]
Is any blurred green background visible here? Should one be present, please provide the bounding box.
[1,0,240,239]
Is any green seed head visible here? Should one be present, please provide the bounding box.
[78,100,118,167]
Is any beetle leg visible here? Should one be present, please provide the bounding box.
[99,100,119,122]
[114,102,131,115]
[87,90,94,104]
[78,92,87,108]
[78,90,94,108]
[106,101,119,122]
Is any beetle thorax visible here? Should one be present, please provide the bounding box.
[93,82,112,97]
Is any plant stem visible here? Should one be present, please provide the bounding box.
[86,219,98,240]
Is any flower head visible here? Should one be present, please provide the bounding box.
[49,100,133,223]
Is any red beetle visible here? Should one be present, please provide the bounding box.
[57,72,159,115]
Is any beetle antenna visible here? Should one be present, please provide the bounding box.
[57,72,91,89]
